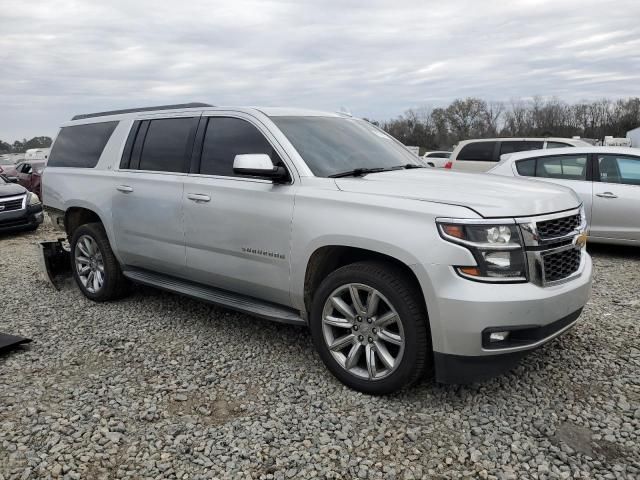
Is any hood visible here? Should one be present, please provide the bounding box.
[334,169,580,218]
[0,181,27,198]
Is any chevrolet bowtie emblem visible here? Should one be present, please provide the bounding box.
[574,233,588,248]
[0,205,5,211]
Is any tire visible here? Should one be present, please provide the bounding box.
[310,261,432,395]
[70,222,129,301]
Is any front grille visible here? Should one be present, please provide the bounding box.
[542,248,581,283]
[536,213,581,240]
[0,197,24,213]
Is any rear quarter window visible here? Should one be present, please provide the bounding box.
[457,141,497,161]
[515,158,536,176]
[48,121,118,168]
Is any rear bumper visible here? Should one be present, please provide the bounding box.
[433,308,582,384]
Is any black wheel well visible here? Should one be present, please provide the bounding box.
[65,207,103,237]
[304,246,425,314]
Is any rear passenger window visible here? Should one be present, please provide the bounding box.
[535,155,588,180]
[48,121,118,168]
[138,118,197,172]
[499,141,543,155]
[199,117,279,177]
[546,141,571,149]
[516,159,536,176]
[598,155,640,185]
[457,142,497,161]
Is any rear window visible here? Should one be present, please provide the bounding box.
[48,121,118,168]
[457,141,497,161]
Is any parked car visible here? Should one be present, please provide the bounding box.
[420,151,451,168]
[489,147,640,246]
[0,155,17,178]
[24,148,50,162]
[42,103,592,394]
[15,161,46,198]
[446,137,592,172]
[0,174,44,233]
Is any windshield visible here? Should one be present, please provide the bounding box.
[271,116,419,177]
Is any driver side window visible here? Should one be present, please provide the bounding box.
[199,117,282,177]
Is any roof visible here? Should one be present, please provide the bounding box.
[502,146,640,163]
[68,103,345,123]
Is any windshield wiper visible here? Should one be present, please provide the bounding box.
[329,167,397,178]
[403,163,425,169]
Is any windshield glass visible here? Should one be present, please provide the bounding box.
[271,116,419,177]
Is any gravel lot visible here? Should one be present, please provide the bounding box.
[1,225,639,480]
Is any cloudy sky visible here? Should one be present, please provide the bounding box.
[1,0,639,140]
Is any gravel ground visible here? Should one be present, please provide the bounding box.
[1,225,639,480]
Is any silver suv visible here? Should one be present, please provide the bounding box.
[42,103,593,394]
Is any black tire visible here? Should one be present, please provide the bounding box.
[310,261,432,395]
[70,222,129,301]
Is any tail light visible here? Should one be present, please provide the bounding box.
[444,161,452,169]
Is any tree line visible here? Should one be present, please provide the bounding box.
[373,97,640,151]
[2,97,640,154]
[0,136,52,154]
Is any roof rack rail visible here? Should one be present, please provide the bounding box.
[71,102,214,121]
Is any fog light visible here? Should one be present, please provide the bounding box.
[489,331,510,342]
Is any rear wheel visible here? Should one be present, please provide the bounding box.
[70,223,129,301]
[310,261,431,394]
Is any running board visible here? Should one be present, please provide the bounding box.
[122,269,305,326]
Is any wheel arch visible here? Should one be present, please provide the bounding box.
[302,245,429,322]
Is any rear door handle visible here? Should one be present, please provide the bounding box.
[116,185,133,193]
[596,192,617,199]
[187,193,211,203]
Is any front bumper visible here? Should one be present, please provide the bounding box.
[415,251,592,383]
[0,204,43,232]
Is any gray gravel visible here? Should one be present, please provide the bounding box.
[1,225,639,479]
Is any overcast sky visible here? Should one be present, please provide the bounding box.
[1,0,639,140]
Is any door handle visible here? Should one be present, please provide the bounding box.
[116,185,134,193]
[187,193,211,203]
[596,192,617,199]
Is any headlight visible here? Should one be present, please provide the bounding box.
[28,192,41,205]
[437,221,527,282]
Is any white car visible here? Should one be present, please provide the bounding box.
[420,151,451,168]
[447,137,592,172]
[489,147,640,245]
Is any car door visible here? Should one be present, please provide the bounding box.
[513,154,594,226]
[182,113,296,305]
[17,163,33,191]
[591,153,640,242]
[111,115,199,276]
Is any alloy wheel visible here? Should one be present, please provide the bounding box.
[321,283,405,380]
[74,234,105,293]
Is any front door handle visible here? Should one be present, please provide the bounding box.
[596,192,618,199]
[187,193,211,203]
[116,185,134,193]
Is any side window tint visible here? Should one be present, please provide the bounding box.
[200,117,280,177]
[457,142,497,161]
[139,118,196,172]
[500,141,543,155]
[535,155,588,180]
[516,158,536,177]
[598,155,640,185]
[48,121,118,168]
[546,141,571,149]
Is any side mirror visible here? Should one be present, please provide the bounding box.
[8,176,19,183]
[233,154,287,181]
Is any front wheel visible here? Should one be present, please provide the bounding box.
[310,261,431,394]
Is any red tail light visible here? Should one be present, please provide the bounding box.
[444,161,452,169]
